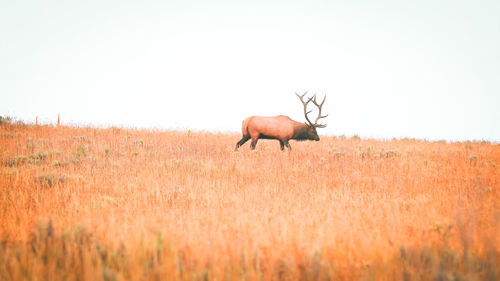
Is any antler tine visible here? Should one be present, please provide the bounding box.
[311,94,328,128]
[296,91,314,126]
[315,123,327,128]
[297,91,307,98]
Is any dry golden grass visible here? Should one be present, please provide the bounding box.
[0,122,499,280]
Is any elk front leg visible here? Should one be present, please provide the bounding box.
[279,140,285,151]
[284,140,291,152]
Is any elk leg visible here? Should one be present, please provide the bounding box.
[284,140,291,151]
[235,136,250,151]
[279,140,285,151]
[250,137,259,150]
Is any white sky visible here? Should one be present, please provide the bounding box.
[1,0,499,141]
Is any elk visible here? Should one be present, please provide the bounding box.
[235,92,328,151]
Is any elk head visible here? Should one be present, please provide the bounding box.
[295,92,328,141]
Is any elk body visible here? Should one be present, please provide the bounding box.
[235,92,328,151]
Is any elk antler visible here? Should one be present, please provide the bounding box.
[295,92,328,128]
[295,91,315,127]
[311,94,328,128]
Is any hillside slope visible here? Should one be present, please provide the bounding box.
[1,123,499,280]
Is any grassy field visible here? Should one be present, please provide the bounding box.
[0,121,499,281]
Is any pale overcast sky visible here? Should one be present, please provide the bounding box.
[1,0,499,141]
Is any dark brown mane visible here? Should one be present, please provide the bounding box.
[292,123,312,141]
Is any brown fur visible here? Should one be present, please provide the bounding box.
[235,115,319,151]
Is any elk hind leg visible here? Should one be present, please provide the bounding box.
[235,136,250,151]
[250,136,259,150]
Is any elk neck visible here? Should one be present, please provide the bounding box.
[293,123,312,141]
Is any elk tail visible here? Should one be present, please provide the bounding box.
[242,118,250,137]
